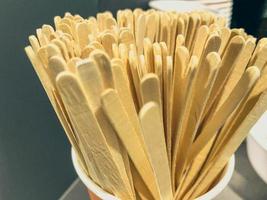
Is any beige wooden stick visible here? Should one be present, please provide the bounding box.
[171,56,199,187]
[169,14,178,56]
[89,50,114,88]
[143,38,154,73]
[186,13,201,52]
[204,36,245,117]
[211,64,267,160]
[111,61,146,147]
[130,162,154,200]
[76,59,135,196]
[101,33,117,58]
[249,38,267,65]
[174,52,221,197]
[119,29,135,47]
[76,21,90,49]
[191,25,209,58]
[52,38,70,61]
[218,27,231,55]
[186,90,267,199]
[199,33,221,63]
[139,102,172,200]
[140,73,162,113]
[145,12,157,43]
[250,44,267,71]
[135,13,146,55]
[172,46,189,142]
[29,35,40,53]
[165,56,173,165]
[189,66,260,163]
[47,56,67,86]
[56,73,134,199]
[101,89,161,199]
[216,39,256,108]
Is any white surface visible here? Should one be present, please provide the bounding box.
[72,148,235,200]
[249,111,267,151]
[247,111,267,184]
[149,0,215,13]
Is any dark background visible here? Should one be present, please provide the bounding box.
[0,0,265,200]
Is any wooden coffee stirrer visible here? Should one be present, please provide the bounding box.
[186,88,266,200]
[75,58,135,195]
[111,59,147,150]
[25,46,89,177]
[129,49,142,108]
[47,56,95,180]
[176,17,185,36]
[168,13,178,56]
[188,66,260,164]
[218,27,231,56]
[198,33,221,65]
[159,12,171,49]
[250,44,267,71]
[143,38,154,73]
[249,38,267,64]
[140,73,162,114]
[36,28,49,46]
[164,56,174,165]
[174,53,221,196]
[171,56,199,187]
[212,63,267,160]
[56,72,134,199]
[52,38,70,61]
[191,25,209,57]
[180,13,189,40]
[29,35,40,53]
[145,12,157,43]
[139,102,173,200]
[203,36,245,119]
[135,13,146,55]
[171,46,189,147]
[185,13,201,52]
[216,39,256,108]
[75,21,90,50]
[160,42,170,135]
[101,89,161,200]
[119,29,135,48]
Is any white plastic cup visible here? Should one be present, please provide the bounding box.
[71,148,235,200]
[247,111,267,183]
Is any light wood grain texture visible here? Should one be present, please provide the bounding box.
[140,73,162,114]
[189,66,260,163]
[101,89,161,199]
[56,73,134,199]
[204,36,245,118]
[139,102,172,200]
[186,90,267,199]
[171,56,198,187]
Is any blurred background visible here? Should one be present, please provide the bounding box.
[0,0,266,200]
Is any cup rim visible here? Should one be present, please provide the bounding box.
[71,148,235,200]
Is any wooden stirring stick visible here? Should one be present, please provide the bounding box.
[188,66,260,163]
[56,72,134,199]
[140,73,162,114]
[139,102,173,200]
[171,56,199,187]
[186,90,267,200]
[171,46,189,145]
[135,13,146,55]
[76,59,135,196]
[203,36,245,118]
[101,89,161,200]
[216,39,256,108]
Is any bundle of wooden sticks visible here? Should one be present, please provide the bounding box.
[25,9,267,200]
